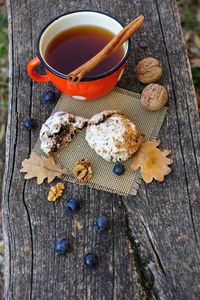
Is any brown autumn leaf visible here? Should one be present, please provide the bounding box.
[131,141,173,183]
[20,152,71,184]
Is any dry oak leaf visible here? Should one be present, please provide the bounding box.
[131,141,173,183]
[20,152,71,184]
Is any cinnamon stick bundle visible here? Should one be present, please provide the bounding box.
[67,15,144,83]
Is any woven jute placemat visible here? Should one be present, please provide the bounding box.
[33,87,167,196]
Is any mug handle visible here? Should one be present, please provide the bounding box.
[27,56,51,82]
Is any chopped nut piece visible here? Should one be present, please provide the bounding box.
[56,182,65,190]
[48,182,65,201]
[51,186,57,193]
[73,158,93,182]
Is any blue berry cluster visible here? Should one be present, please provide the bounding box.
[23,91,126,269]
[53,194,110,268]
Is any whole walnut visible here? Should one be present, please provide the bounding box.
[136,57,162,83]
[141,83,168,111]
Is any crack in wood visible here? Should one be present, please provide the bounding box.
[22,180,33,300]
[140,217,167,280]
[120,199,159,300]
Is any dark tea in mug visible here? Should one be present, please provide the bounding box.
[28,11,130,100]
[44,25,124,77]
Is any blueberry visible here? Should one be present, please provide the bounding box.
[54,238,70,255]
[96,216,108,231]
[66,196,80,212]
[83,253,98,268]
[42,91,56,104]
[113,163,125,176]
[23,118,37,130]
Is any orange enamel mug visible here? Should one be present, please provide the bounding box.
[27,10,130,101]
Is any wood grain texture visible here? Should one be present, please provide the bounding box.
[2,0,200,299]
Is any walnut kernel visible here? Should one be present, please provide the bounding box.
[141,83,168,111]
[73,158,92,182]
[136,57,162,83]
[48,182,65,201]
[56,182,65,190]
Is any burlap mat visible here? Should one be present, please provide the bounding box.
[33,87,167,196]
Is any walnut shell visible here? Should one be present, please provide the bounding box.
[136,57,162,83]
[141,83,168,111]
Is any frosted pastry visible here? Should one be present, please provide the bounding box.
[85,110,144,162]
[40,111,88,155]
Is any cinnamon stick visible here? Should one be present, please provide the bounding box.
[67,15,144,83]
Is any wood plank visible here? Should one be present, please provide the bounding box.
[124,0,200,298]
[2,0,200,299]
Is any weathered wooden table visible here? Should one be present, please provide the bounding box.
[2,0,200,299]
